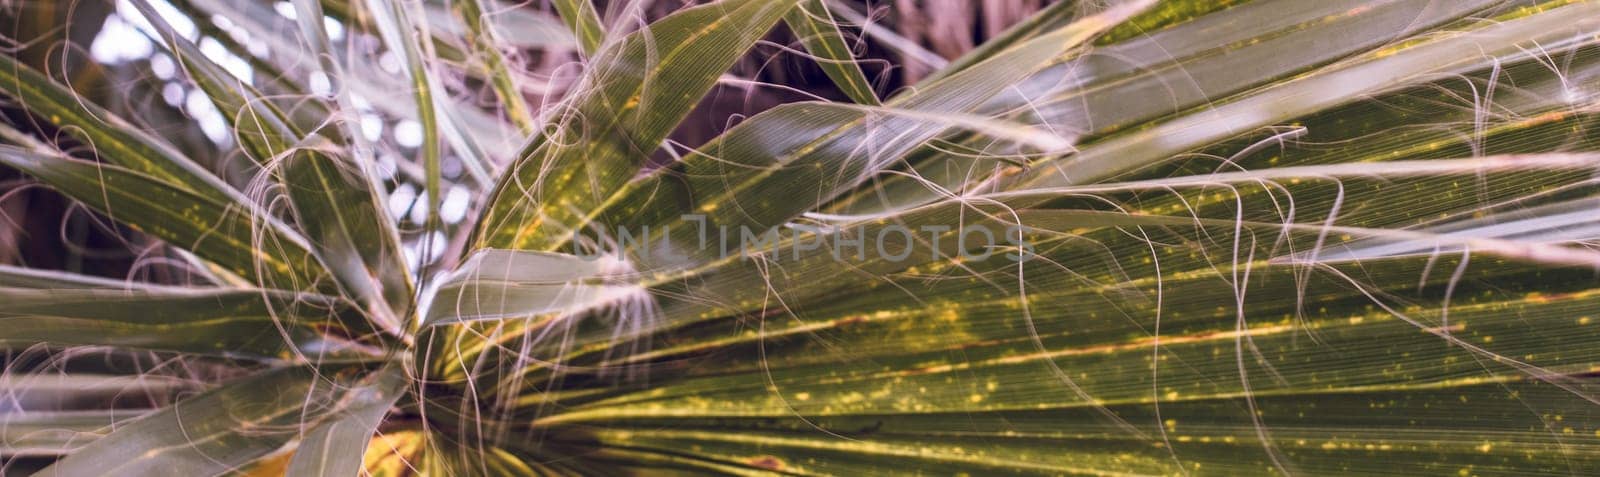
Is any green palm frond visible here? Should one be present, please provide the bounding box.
[3,0,1600,475]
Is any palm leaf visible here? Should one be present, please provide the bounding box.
[0,146,327,293]
[285,366,407,476]
[448,0,537,132]
[0,54,228,198]
[35,365,368,476]
[475,0,802,251]
[580,1,1149,266]
[551,0,605,56]
[0,287,374,358]
[133,0,414,323]
[783,0,879,105]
